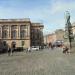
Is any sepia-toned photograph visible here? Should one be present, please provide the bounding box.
[0,0,75,75]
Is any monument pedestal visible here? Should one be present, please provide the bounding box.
[64,11,74,52]
[64,38,75,52]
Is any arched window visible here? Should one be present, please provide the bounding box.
[20,30,25,39]
[2,25,8,30]
[20,25,27,30]
[2,30,8,38]
[11,25,17,29]
[11,30,17,39]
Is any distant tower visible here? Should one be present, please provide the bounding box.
[64,11,74,48]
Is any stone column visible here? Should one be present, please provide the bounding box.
[0,25,2,38]
[18,25,20,39]
[8,25,10,38]
[9,25,11,39]
[27,26,30,37]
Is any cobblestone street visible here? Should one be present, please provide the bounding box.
[0,48,75,75]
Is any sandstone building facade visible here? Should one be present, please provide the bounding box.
[44,33,56,44]
[55,29,64,41]
[44,29,65,45]
[0,18,44,49]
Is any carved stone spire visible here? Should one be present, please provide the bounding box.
[64,11,74,48]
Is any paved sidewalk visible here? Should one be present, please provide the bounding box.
[0,48,75,75]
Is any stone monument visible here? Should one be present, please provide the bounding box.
[64,11,74,48]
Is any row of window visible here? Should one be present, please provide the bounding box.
[1,25,27,30]
[1,30,26,39]
[31,29,43,39]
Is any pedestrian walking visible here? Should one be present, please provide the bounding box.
[49,42,52,48]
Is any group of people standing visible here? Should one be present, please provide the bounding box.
[7,41,70,55]
[48,42,69,54]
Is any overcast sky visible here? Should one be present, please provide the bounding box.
[0,0,75,35]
